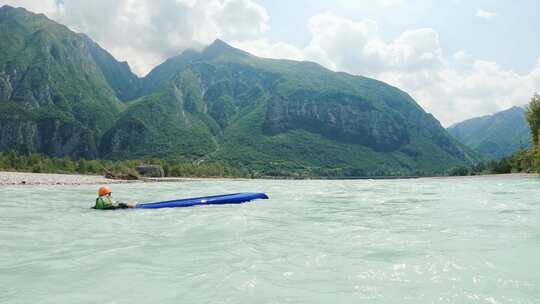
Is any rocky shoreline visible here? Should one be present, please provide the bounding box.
[0,171,140,186]
[1,171,536,186]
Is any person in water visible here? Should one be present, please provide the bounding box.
[94,186,136,210]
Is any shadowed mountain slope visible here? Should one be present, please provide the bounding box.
[448,106,531,159]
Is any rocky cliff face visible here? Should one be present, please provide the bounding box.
[100,73,218,160]
[0,5,133,158]
[263,90,409,152]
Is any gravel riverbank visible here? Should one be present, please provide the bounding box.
[0,171,139,185]
[2,171,536,186]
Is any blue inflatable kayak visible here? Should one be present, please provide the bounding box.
[136,192,269,209]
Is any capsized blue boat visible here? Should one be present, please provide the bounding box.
[135,192,269,209]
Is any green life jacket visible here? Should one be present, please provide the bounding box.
[94,196,118,210]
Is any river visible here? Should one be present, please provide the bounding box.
[1,175,539,303]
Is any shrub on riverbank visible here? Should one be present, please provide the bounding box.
[0,151,249,178]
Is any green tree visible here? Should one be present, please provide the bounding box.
[525,93,540,146]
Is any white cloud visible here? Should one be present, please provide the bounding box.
[0,0,57,14]
[476,9,498,20]
[378,0,403,7]
[453,50,474,63]
[231,39,305,61]
[336,0,403,9]
[213,0,269,40]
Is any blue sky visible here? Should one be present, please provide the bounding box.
[1,0,539,125]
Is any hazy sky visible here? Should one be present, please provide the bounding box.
[1,0,539,126]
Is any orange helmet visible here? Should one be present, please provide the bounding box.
[98,186,112,197]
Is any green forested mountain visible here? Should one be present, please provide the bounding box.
[0,5,477,176]
[0,5,131,158]
[82,35,141,101]
[447,106,531,159]
[102,39,476,175]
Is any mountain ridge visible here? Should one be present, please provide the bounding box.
[448,106,531,159]
[0,5,477,176]
[104,35,477,175]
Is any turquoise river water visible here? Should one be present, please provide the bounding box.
[1,175,540,303]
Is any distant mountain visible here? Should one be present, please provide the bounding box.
[447,106,531,159]
[0,5,477,176]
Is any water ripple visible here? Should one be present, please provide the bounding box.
[1,177,540,303]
